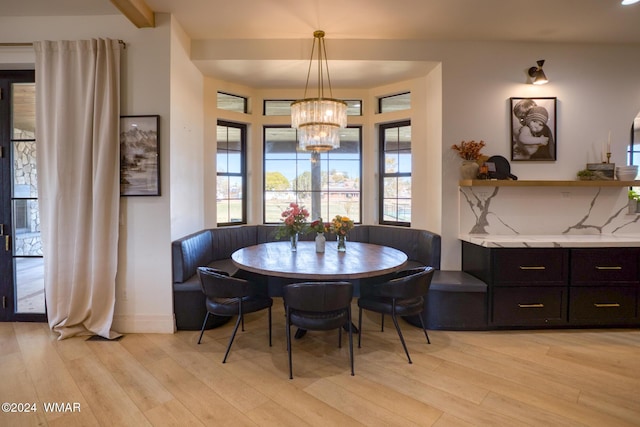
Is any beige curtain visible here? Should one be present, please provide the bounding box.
[34,39,122,339]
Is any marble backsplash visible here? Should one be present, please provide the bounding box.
[459,185,640,236]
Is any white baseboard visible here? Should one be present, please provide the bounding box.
[112,314,176,334]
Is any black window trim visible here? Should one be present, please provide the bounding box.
[379,120,411,227]
[217,120,247,226]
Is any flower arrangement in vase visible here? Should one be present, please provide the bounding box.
[330,215,354,252]
[451,140,486,180]
[275,202,309,251]
[310,218,329,253]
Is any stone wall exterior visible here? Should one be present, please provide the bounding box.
[13,136,42,256]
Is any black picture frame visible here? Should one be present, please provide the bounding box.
[120,115,160,196]
[510,97,557,161]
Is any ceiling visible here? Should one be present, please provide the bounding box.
[3,0,640,89]
[4,0,640,43]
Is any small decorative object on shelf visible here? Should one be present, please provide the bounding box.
[310,218,328,253]
[586,163,615,180]
[628,190,639,214]
[451,140,486,179]
[275,202,309,251]
[577,169,595,181]
[330,215,354,252]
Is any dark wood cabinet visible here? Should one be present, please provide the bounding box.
[568,247,639,326]
[493,248,568,286]
[570,248,639,285]
[462,241,640,328]
[492,286,567,326]
[569,286,637,325]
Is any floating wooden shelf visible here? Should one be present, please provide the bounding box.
[459,180,640,187]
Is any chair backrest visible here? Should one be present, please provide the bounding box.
[197,266,255,299]
[283,282,353,312]
[378,266,435,299]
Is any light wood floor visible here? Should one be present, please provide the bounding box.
[1,302,639,427]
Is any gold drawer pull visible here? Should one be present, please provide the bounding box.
[594,303,621,308]
[518,303,544,308]
[519,266,546,270]
[595,266,622,270]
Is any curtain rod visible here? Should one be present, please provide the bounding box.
[0,40,127,49]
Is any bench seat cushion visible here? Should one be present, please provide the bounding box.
[431,270,487,293]
[403,270,488,330]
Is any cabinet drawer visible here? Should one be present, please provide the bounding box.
[571,248,640,285]
[569,286,637,324]
[493,249,568,286]
[492,287,567,326]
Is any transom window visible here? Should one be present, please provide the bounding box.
[379,92,411,113]
[217,92,247,113]
[263,126,362,223]
[263,99,363,116]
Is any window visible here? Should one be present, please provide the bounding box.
[264,126,362,223]
[264,99,362,116]
[264,100,295,116]
[217,121,246,225]
[217,92,247,113]
[379,121,411,226]
[379,92,411,113]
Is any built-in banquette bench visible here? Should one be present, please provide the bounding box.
[171,225,487,331]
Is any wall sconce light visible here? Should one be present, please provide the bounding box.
[528,60,548,85]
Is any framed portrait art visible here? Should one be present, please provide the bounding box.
[510,97,557,161]
[120,115,160,196]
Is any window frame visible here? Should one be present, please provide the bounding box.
[216,120,247,226]
[262,125,363,224]
[379,120,411,227]
[217,91,248,114]
[378,92,411,114]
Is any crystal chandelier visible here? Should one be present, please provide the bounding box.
[291,30,347,152]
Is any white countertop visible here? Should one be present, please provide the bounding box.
[459,234,640,248]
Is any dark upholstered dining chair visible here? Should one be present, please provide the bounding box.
[357,266,435,363]
[283,282,354,379]
[197,266,273,363]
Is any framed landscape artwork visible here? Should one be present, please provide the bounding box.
[120,115,160,196]
[510,97,557,161]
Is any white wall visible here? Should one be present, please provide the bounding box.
[0,14,176,333]
[169,16,205,240]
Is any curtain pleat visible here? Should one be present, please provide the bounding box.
[34,39,121,339]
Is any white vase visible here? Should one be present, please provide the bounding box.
[460,160,479,180]
[315,232,326,253]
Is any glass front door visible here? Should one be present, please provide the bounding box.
[0,70,45,322]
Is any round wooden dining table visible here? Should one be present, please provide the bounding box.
[231,240,408,280]
[232,240,408,337]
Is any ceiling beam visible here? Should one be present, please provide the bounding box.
[110,0,155,28]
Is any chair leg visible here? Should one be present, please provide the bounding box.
[391,313,412,364]
[358,307,363,348]
[268,307,272,347]
[348,308,354,376]
[338,324,342,348]
[381,313,385,332]
[197,312,210,344]
[418,312,431,344]
[285,308,293,379]
[222,314,243,363]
